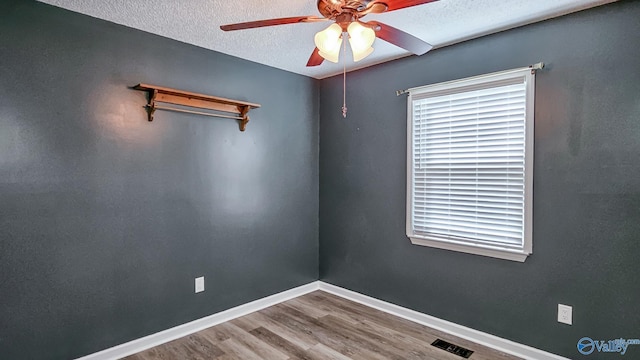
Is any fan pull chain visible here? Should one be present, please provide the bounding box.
[341,35,347,118]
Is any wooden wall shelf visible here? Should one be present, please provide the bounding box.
[134,84,260,131]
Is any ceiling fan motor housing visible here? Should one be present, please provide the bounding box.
[318,0,376,19]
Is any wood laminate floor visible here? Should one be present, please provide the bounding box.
[123,291,521,360]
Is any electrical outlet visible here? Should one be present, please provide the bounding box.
[195,276,205,293]
[558,304,572,325]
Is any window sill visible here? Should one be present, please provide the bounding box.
[408,236,530,262]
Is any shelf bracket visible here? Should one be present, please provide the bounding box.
[147,89,158,122]
[134,84,260,131]
[239,105,250,132]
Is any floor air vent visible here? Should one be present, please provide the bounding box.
[431,339,474,358]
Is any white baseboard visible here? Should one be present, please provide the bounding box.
[75,282,320,360]
[78,280,567,360]
[318,282,568,360]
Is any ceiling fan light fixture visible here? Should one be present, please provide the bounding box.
[347,22,375,62]
[315,23,343,63]
[318,46,342,63]
[352,46,374,62]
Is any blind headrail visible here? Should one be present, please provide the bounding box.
[396,62,544,96]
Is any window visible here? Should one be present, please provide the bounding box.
[406,67,535,262]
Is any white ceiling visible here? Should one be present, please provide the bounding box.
[38,0,615,79]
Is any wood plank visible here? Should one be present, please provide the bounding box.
[306,343,354,360]
[198,326,231,343]
[292,294,448,359]
[180,334,225,358]
[135,83,260,108]
[263,304,390,360]
[285,297,332,319]
[229,316,261,332]
[260,305,374,359]
[214,322,289,360]
[321,314,430,359]
[248,326,319,360]
[279,303,419,360]
[238,311,318,349]
[155,93,241,114]
[216,338,263,360]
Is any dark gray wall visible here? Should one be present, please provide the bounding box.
[0,1,318,359]
[319,1,640,358]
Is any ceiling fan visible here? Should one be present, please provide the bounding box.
[220,0,439,67]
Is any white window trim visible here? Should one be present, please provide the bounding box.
[406,67,536,262]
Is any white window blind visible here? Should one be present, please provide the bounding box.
[406,67,535,261]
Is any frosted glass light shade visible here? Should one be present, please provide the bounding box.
[347,22,375,62]
[314,23,343,63]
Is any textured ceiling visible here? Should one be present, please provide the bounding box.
[38,0,615,79]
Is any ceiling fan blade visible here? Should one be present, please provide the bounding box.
[382,0,439,12]
[358,2,389,15]
[306,47,324,67]
[220,16,327,31]
[366,21,433,55]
